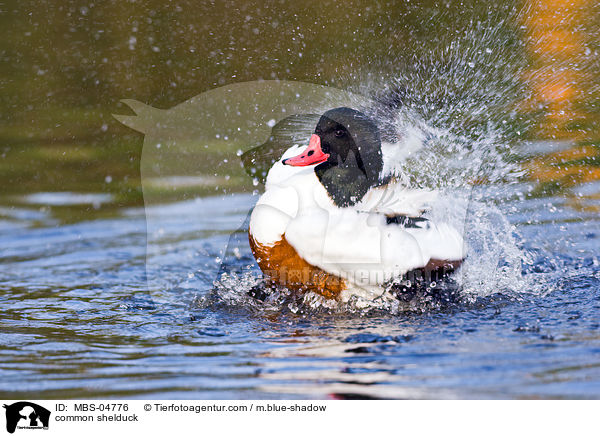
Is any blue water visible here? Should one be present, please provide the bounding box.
[1,182,599,399]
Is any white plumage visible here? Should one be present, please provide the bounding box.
[249,140,466,300]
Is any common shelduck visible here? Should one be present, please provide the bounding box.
[246,107,466,301]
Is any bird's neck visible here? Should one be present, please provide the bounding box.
[315,162,374,207]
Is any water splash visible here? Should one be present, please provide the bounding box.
[202,11,556,315]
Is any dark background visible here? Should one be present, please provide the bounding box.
[1,0,598,205]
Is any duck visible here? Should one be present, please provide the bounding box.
[247,107,466,302]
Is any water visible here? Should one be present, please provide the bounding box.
[1,181,599,399]
[1,0,599,400]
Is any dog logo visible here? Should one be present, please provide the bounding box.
[3,402,50,434]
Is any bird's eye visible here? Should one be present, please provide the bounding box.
[334,129,345,137]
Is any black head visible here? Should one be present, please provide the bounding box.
[281,107,383,207]
[315,107,382,177]
[315,107,383,207]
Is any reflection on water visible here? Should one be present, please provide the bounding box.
[0,185,599,399]
[23,192,114,207]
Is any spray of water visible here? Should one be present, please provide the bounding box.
[115,5,562,314]
[203,9,555,314]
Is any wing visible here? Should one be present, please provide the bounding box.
[285,203,466,288]
[354,180,438,217]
